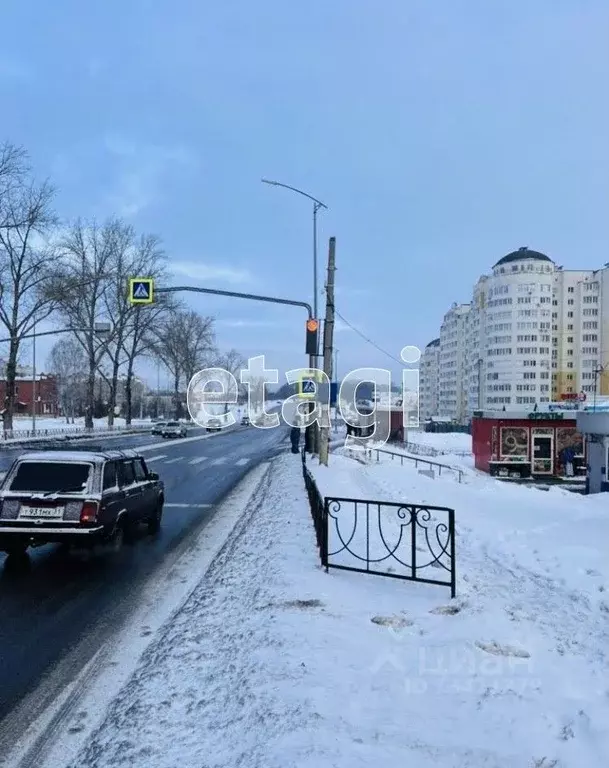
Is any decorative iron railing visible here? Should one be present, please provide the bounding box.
[301,449,456,597]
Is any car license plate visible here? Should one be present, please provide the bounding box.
[18,506,64,520]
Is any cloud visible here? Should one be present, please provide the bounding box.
[102,135,197,218]
[169,261,255,286]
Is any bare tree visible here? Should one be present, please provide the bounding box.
[48,219,118,428]
[150,310,216,419]
[212,349,246,413]
[46,338,87,423]
[100,220,136,426]
[0,144,59,431]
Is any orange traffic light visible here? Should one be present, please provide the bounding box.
[306,318,319,355]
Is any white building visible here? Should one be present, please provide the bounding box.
[419,338,440,419]
[423,247,609,418]
[481,247,554,410]
[464,275,488,414]
[438,302,471,422]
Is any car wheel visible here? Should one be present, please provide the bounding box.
[108,522,125,553]
[147,499,163,535]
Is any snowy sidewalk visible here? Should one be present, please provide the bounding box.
[51,450,609,768]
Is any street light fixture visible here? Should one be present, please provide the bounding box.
[261,179,328,456]
[261,178,328,333]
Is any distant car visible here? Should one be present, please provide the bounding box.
[241,415,250,426]
[0,448,164,559]
[207,418,222,432]
[151,421,167,435]
[161,421,187,439]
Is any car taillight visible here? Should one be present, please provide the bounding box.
[80,501,99,523]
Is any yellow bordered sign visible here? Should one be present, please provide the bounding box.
[297,370,322,399]
[128,277,154,304]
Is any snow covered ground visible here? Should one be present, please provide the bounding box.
[20,438,608,768]
[406,429,472,454]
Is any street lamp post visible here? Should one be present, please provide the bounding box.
[261,178,328,352]
[262,178,328,455]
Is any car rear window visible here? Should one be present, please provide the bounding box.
[9,462,91,493]
[167,422,179,426]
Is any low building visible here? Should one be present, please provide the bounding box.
[471,408,585,479]
[0,374,59,416]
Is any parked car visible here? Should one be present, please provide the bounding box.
[0,448,164,558]
[151,421,167,435]
[161,421,187,438]
[207,418,222,432]
[241,415,250,426]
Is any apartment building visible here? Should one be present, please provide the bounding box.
[419,338,440,419]
[438,302,471,422]
[552,267,598,399]
[464,275,488,414]
[422,247,609,419]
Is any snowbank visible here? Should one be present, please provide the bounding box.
[407,430,472,453]
[50,450,609,768]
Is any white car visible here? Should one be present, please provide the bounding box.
[161,421,187,439]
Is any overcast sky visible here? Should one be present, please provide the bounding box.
[2,0,608,390]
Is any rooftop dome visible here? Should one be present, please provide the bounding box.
[426,338,440,348]
[493,246,553,269]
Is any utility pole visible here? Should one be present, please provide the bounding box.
[319,237,336,466]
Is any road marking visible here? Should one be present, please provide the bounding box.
[146,455,167,461]
[209,457,227,466]
[164,503,213,509]
[235,458,250,466]
[188,456,208,465]
[163,457,183,464]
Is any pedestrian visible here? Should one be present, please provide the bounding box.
[563,444,575,477]
[290,425,301,454]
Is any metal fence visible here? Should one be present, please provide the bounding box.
[301,447,326,554]
[301,449,456,597]
[370,447,464,483]
[1,424,152,442]
[403,441,471,459]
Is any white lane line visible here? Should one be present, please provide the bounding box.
[209,457,227,466]
[146,455,167,461]
[163,457,183,464]
[188,456,208,465]
[235,458,250,466]
[164,503,213,509]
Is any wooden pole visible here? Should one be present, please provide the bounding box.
[319,237,336,465]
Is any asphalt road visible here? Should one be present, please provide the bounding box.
[0,422,291,732]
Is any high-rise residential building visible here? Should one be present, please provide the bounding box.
[552,267,597,400]
[465,275,488,414]
[419,338,440,419]
[482,247,555,409]
[421,247,609,419]
[438,302,471,421]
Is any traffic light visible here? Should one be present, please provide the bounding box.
[305,318,319,355]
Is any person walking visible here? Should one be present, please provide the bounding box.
[290,424,301,453]
[563,444,575,477]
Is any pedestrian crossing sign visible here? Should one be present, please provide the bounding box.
[298,372,319,399]
[128,278,154,305]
